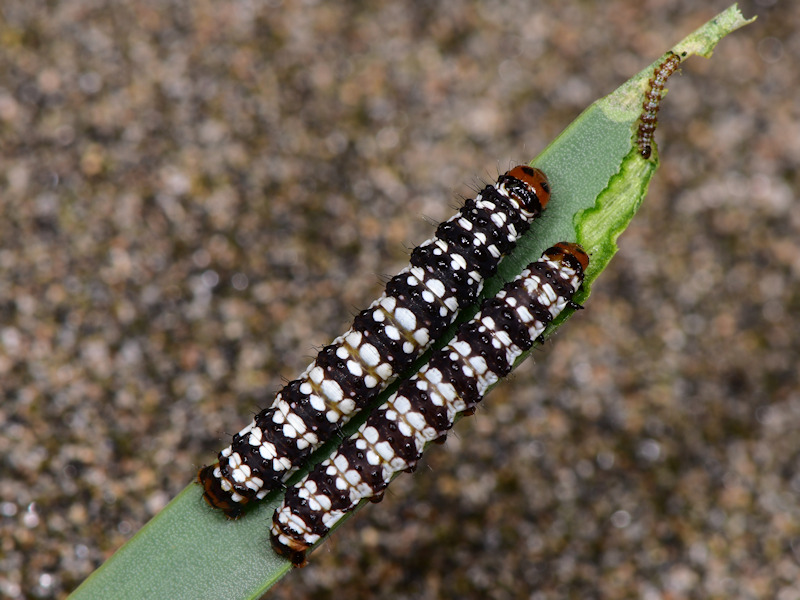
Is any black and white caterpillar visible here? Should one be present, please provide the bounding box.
[198,166,551,517]
[637,51,683,159]
[271,242,589,566]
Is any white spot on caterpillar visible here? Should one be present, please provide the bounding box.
[346,360,363,376]
[320,379,344,403]
[359,343,381,367]
[309,394,326,412]
[394,307,417,331]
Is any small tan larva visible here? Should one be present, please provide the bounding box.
[637,51,684,159]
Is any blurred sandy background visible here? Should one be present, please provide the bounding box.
[1,1,798,598]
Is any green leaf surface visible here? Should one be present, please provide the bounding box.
[69,6,753,599]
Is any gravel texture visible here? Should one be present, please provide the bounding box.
[1,1,798,598]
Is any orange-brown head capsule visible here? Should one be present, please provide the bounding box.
[505,165,551,209]
[546,242,590,273]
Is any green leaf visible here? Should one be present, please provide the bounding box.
[69,6,754,600]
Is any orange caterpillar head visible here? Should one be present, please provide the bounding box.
[505,165,551,209]
[546,242,589,273]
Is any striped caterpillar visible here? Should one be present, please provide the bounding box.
[271,242,589,566]
[198,166,551,518]
[637,51,683,159]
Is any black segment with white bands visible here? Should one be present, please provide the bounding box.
[198,166,551,517]
[270,243,588,566]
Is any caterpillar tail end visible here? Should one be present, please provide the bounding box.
[197,463,245,520]
[270,526,311,568]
